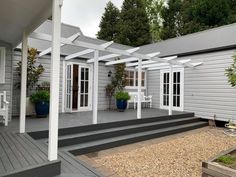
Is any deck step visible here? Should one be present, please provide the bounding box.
[58,117,201,147]
[28,113,195,139]
[62,121,208,155]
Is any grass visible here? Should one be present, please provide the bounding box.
[216,155,236,165]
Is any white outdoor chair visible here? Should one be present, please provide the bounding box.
[0,91,9,126]
[128,92,152,109]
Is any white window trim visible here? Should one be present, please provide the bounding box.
[125,68,147,90]
[0,47,6,84]
[160,67,184,111]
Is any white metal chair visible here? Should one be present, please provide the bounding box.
[128,92,152,109]
[0,91,9,126]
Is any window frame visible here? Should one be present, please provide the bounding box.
[125,68,146,89]
[0,47,6,84]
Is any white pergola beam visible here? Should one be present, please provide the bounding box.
[101,41,114,49]
[38,32,80,57]
[138,63,171,69]
[48,0,62,161]
[127,47,140,54]
[178,59,191,64]
[147,52,160,58]
[65,49,94,60]
[126,60,157,67]
[19,32,28,134]
[105,57,138,65]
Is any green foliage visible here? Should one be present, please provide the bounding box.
[16,48,45,92]
[226,55,236,87]
[117,0,152,46]
[97,1,120,41]
[111,62,128,91]
[115,91,131,101]
[160,0,235,40]
[143,0,164,42]
[216,155,236,165]
[30,90,50,103]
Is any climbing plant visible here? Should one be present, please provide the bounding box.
[226,55,236,87]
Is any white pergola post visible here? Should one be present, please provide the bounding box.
[48,0,62,161]
[19,32,28,133]
[137,58,142,119]
[169,65,173,115]
[93,50,99,124]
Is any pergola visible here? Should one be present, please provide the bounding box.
[19,1,202,162]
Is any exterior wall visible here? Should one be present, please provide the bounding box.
[183,49,236,121]
[147,70,160,109]
[147,49,236,121]
[0,41,13,120]
[12,52,113,116]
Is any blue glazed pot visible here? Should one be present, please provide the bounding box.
[35,101,49,118]
[116,100,127,112]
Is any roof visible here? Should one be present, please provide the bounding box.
[139,23,236,57]
[20,21,236,60]
[0,0,52,47]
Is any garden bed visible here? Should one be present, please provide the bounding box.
[202,147,236,177]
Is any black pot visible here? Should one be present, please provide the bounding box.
[116,100,127,112]
[35,101,49,118]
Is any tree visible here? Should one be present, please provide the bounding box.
[183,0,232,34]
[143,0,164,42]
[160,0,185,40]
[97,1,120,41]
[16,48,45,95]
[117,0,152,47]
[226,55,236,87]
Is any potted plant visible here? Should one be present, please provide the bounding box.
[30,90,50,118]
[115,91,130,112]
[16,48,45,116]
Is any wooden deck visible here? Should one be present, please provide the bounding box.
[0,132,60,177]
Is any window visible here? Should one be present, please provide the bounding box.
[125,69,146,88]
[0,47,6,84]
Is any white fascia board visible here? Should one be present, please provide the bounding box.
[105,57,138,65]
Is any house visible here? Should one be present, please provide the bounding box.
[10,20,236,122]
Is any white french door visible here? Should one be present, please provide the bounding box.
[160,68,184,111]
[65,63,92,112]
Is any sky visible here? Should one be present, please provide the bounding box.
[62,0,123,38]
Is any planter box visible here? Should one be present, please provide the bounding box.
[202,146,236,177]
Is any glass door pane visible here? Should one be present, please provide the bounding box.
[65,64,72,112]
[79,66,90,109]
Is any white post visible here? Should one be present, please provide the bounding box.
[137,58,142,119]
[169,65,173,115]
[93,50,99,124]
[48,0,62,161]
[19,32,28,133]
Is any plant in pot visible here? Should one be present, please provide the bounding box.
[16,48,45,116]
[115,91,130,112]
[30,90,50,118]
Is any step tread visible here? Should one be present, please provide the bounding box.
[61,121,208,151]
[58,117,201,140]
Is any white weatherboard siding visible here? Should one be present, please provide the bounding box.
[147,70,160,108]
[12,51,112,116]
[184,49,236,121]
[147,49,236,121]
[0,41,13,120]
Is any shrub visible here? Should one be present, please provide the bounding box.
[115,91,130,101]
[30,90,50,103]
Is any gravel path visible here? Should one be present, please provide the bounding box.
[93,128,236,177]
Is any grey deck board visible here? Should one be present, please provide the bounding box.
[2,133,28,168]
[0,134,14,172]
[0,134,21,170]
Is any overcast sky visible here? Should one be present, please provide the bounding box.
[62,0,123,38]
